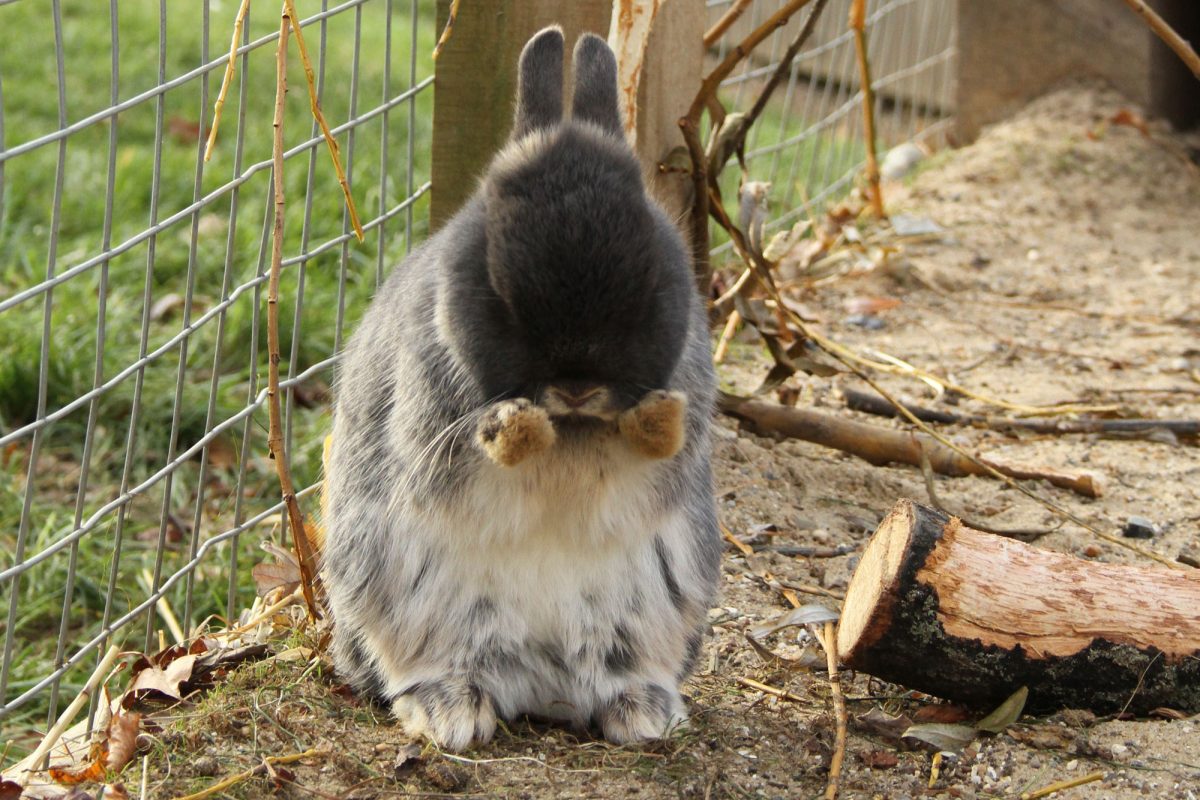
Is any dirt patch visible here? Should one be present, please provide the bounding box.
[133,82,1200,800]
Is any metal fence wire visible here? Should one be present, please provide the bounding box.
[0,0,954,748]
[706,0,956,250]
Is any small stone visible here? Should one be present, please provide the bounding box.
[193,755,219,776]
[845,313,886,330]
[1083,544,1103,558]
[1122,516,1159,539]
[424,762,468,792]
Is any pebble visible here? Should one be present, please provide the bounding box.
[193,755,219,776]
[1122,516,1159,539]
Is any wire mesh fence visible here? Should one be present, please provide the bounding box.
[0,0,954,755]
[706,0,955,252]
[0,0,433,740]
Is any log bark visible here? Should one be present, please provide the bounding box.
[837,500,1200,714]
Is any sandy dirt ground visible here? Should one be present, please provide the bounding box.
[74,82,1200,800]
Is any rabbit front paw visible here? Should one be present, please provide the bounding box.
[476,398,556,466]
[392,678,498,751]
[597,683,687,744]
[618,390,687,460]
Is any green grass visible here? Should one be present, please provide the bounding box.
[0,0,436,754]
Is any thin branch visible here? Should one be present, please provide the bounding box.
[432,0,462,60]
[204,0,252,162]
[681,0,816,289]
[743,0,832,149]
[1120,0,1200,78]
[849,0,884,217]
[171,748,329,800]
[704,0,754,48]
[24,645,121,778]
[1019,770,1106,800]
[736,676,806,703]
[844,387,1200,442]
[819,621,847,800]
[282,0,365,242]
[270,7,323,621]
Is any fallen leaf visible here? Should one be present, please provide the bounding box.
[901,722,977,753]
[1006,724,1079,750]
[858,748,899,769]
[976,686,1028,733]
[206,435,238,470]
[843,296,902,315]
[856,707,914,741]
[913,703,972,724]
[149,293,184,322]
[889,213,945,237]
[251,561,301,597]
[127,653,197,701]
[168,116,204,144]
[104,711,142,773]
[394,743,424,778]
[1110,108,1149,137]
[48,740,107,784]
[1149,707,1189,720]
[0,780,23,800]
[749,604,840,640]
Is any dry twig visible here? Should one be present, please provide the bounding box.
[1120,0,1200,78]
[844,387,1200,442]
[269,8,322,620]
[1019,769,1105,800]
[719,393,1104,499]
[24,645,121,778]
[432,0,462,60]
[204,0,252,162]
[282,0,365,241]
[680,0,816,286]
[736,676,806,703]
[171,748,328,800]
[704,0,755,47]
[849,0,884,217]
[819,621,847,800]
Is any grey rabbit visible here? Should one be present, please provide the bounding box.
[322,26,720,751]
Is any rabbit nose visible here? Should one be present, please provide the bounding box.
[549,386,602,408]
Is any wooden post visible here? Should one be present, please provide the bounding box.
[430,0,703,231]
[955,0,1154,142]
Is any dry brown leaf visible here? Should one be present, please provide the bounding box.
[251,561,301,597]
[856,707,914,742]
[127,653,197,701]
[1110,108,1150,137]
[1006,724,1079,750]
[858,749,899,769]
[844,296,902,315]
[149,293,185,322]
[913,703,972,724]
[104,711,142,773]
[48,741,106,785]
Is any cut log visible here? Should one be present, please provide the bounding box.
[837,500,1200,714]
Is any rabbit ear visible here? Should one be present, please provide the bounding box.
[513,26,565,139]
[570,33,622,135]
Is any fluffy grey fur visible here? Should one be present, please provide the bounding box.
[323,27,720,751]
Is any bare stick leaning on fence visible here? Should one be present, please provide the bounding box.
[849,0,884,218]
[269,6,322,620]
